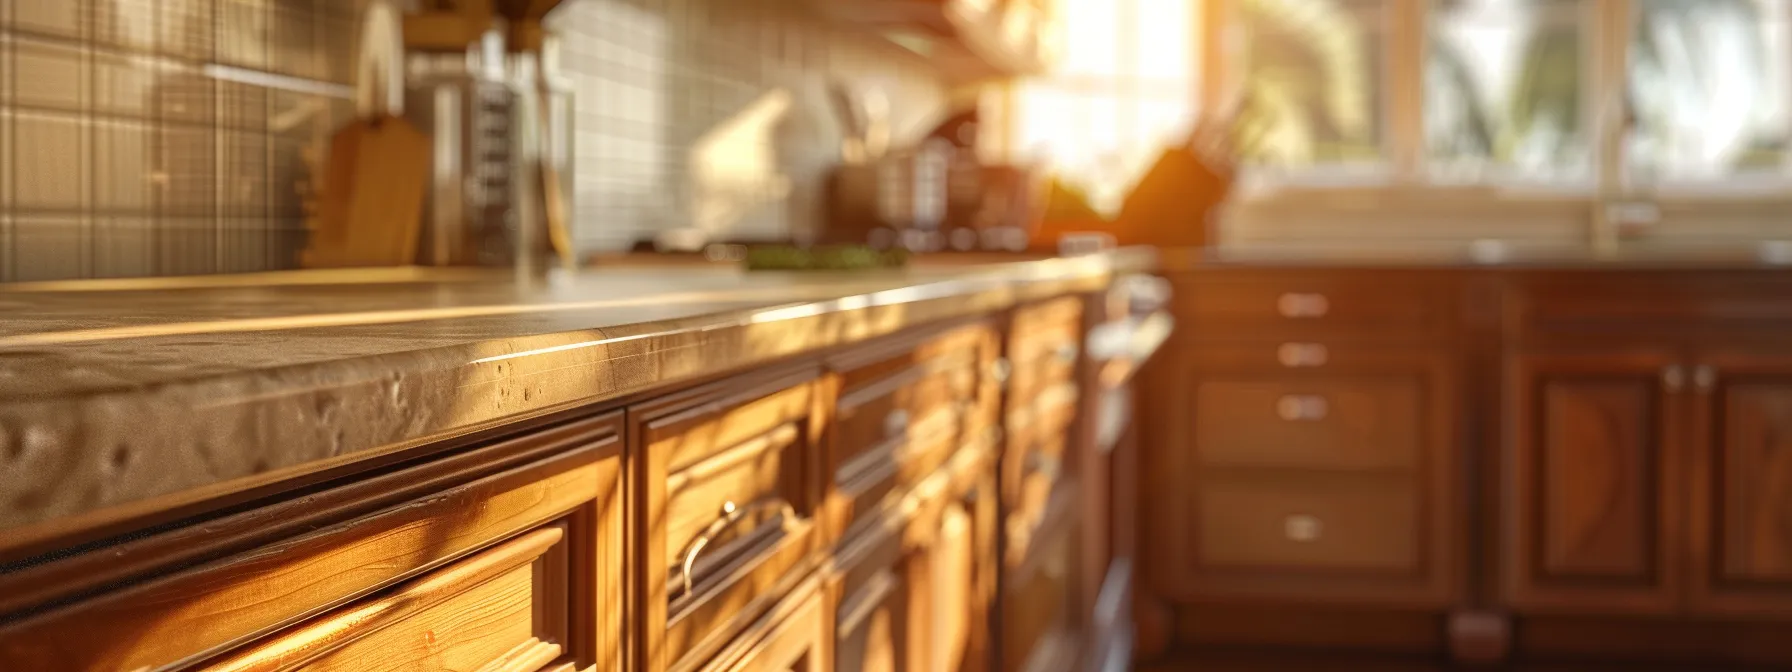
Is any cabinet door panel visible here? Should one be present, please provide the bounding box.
[1506,350,1680,614]
[1689,351,1792,616]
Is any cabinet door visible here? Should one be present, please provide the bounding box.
[1505,350,1683,614]
[1687,351,1792,616]
[833,532,913,672]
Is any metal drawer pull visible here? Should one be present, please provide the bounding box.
[1277,293,1330,318]
[677,498,797,597]
[1276,395,1329,421]
[1055,342,1080,363]
[884,409,910,438]
[1025,452,1062,480]
[1284,514,1323,542]
[1277,343,1329,368]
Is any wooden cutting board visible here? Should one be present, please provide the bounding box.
[305,114,430,267]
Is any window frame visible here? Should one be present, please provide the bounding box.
[1206,0,1792,239]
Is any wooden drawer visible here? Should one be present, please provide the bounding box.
[1173,275,1448,337]
[827,324,995,542]
[204,524,583,671]
[703,580,831,672]
[1010,296,1084,363]
[1195,474,1419,573]
[0,414,627,672]
[633,368,825,672]
[1001,508,1079,672]
[1194,376,1422,470]
[1004,382,1079,513]
[830,525,913,672]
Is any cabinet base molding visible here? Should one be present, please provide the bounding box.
[1446,610,1510,666]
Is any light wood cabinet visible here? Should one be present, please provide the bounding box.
[0,287,1110,672]
[0,413,628,672]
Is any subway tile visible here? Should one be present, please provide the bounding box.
[269,134,311,219]
[218,218,268,273]
[14,111,90,211]
[10,217,89,281]
[219,130,267,217]
[93,50,156,117]
[157,217,217,275]
[0,217,10,282]
[218,79,267,131]
[269,220,307,269]
[216,0,268,69]
[156,66,214,125]
[91,217,155,277]
[160,0,215,61]
[318,4,357,85]
[269,0,321,79]
[14,38,89,111]
[155,125,214,217]
[92,0,159,52]
[13,0,83,39]
[93,119,154,213]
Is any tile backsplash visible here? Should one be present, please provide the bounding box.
[2,0,359,282]
[1,0,947,281]
[549,0,947,251]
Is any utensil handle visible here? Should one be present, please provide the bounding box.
[356,0,405,118]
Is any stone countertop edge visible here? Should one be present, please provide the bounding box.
[0,248,1157,556]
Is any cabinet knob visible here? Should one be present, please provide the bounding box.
[1284,514,1323,542]
[989,358,1012,385]
[1277,293,1330,318]
[884,409,910,439]
[1277,343,1329,368]
[1663,365,1686,392]
[1693,365,1717,392]
[1276,395,1329,421]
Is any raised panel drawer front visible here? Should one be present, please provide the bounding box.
[828,323,993,543]
[632,367,824,672]
[706,580,831,672]
[0,414,625,672]
[1173,275,1446,336]
[1195,376,1422,470]
[201,525,573,671]
[1195,474,1419,573]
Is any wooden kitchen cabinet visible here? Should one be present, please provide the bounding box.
[1687,350,1792,617]
[708,579,832,672]
[0,413,629,672]
[1503,349,1683,614]
[629,367,827,672]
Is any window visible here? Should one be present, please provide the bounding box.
[1230,0,1386,169]
[1208,0,1792,200]
[1012,0,1198,215]
[1426,0,1591,182]
[1626,0,1792,186]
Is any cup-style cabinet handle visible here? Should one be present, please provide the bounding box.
[1277,293,1330,318]
[1276,395,1330,421]
[1284,514,1323,542]
[1277,343,1329,368]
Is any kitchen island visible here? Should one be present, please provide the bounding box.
[0,250,1167,672]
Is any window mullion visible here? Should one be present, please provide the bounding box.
[1589,0,1633,247]
[1388,0,1427,182]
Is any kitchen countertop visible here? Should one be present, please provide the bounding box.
[0,250,1152,555]
[1165,241,1792,269]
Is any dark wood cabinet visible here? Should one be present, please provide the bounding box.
[1503,349,1682,614]
[1688,350,1792,617]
